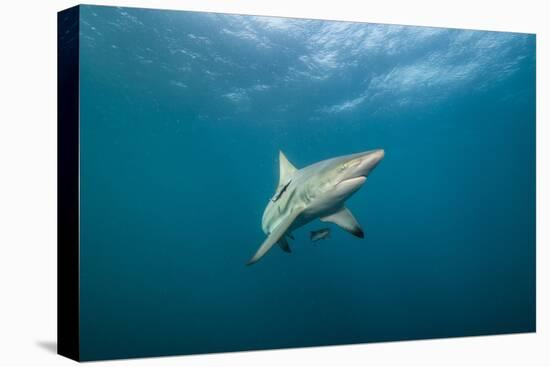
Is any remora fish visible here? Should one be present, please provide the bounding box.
[247,149,384,265]
[310,228,331,242]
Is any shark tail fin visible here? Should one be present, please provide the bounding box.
[278,237,292,253]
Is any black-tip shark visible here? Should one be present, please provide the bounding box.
[247,149,384,265]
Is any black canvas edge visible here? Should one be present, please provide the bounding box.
[57,5,81,362]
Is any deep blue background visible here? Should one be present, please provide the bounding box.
[78,5,535,361]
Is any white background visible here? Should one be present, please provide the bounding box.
[0,0,547,365]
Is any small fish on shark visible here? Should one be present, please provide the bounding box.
[310,228,331,242]
[246,148,384,265]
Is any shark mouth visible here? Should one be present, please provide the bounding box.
[338,176,367,186]
[336,176,367,191]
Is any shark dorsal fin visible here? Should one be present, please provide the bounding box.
[278,151,297,187]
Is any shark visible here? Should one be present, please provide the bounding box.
[246,149,384,265]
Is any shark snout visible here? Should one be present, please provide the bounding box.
[367,149,384,170]
[331,149,384,204]
[350,149,385,178]
[373,149,385,160]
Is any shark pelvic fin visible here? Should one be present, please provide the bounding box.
[278,237,292,253]
[321,207,364,238]
[278,151,297,188]
[247,209,302,265]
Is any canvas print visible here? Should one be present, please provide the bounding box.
[57,4,536,361]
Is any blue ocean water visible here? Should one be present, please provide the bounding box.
[78,5,536,361]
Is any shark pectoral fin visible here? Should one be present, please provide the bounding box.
[247,210,302,266]
[278,237,292,253]
[321,207,364,238]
